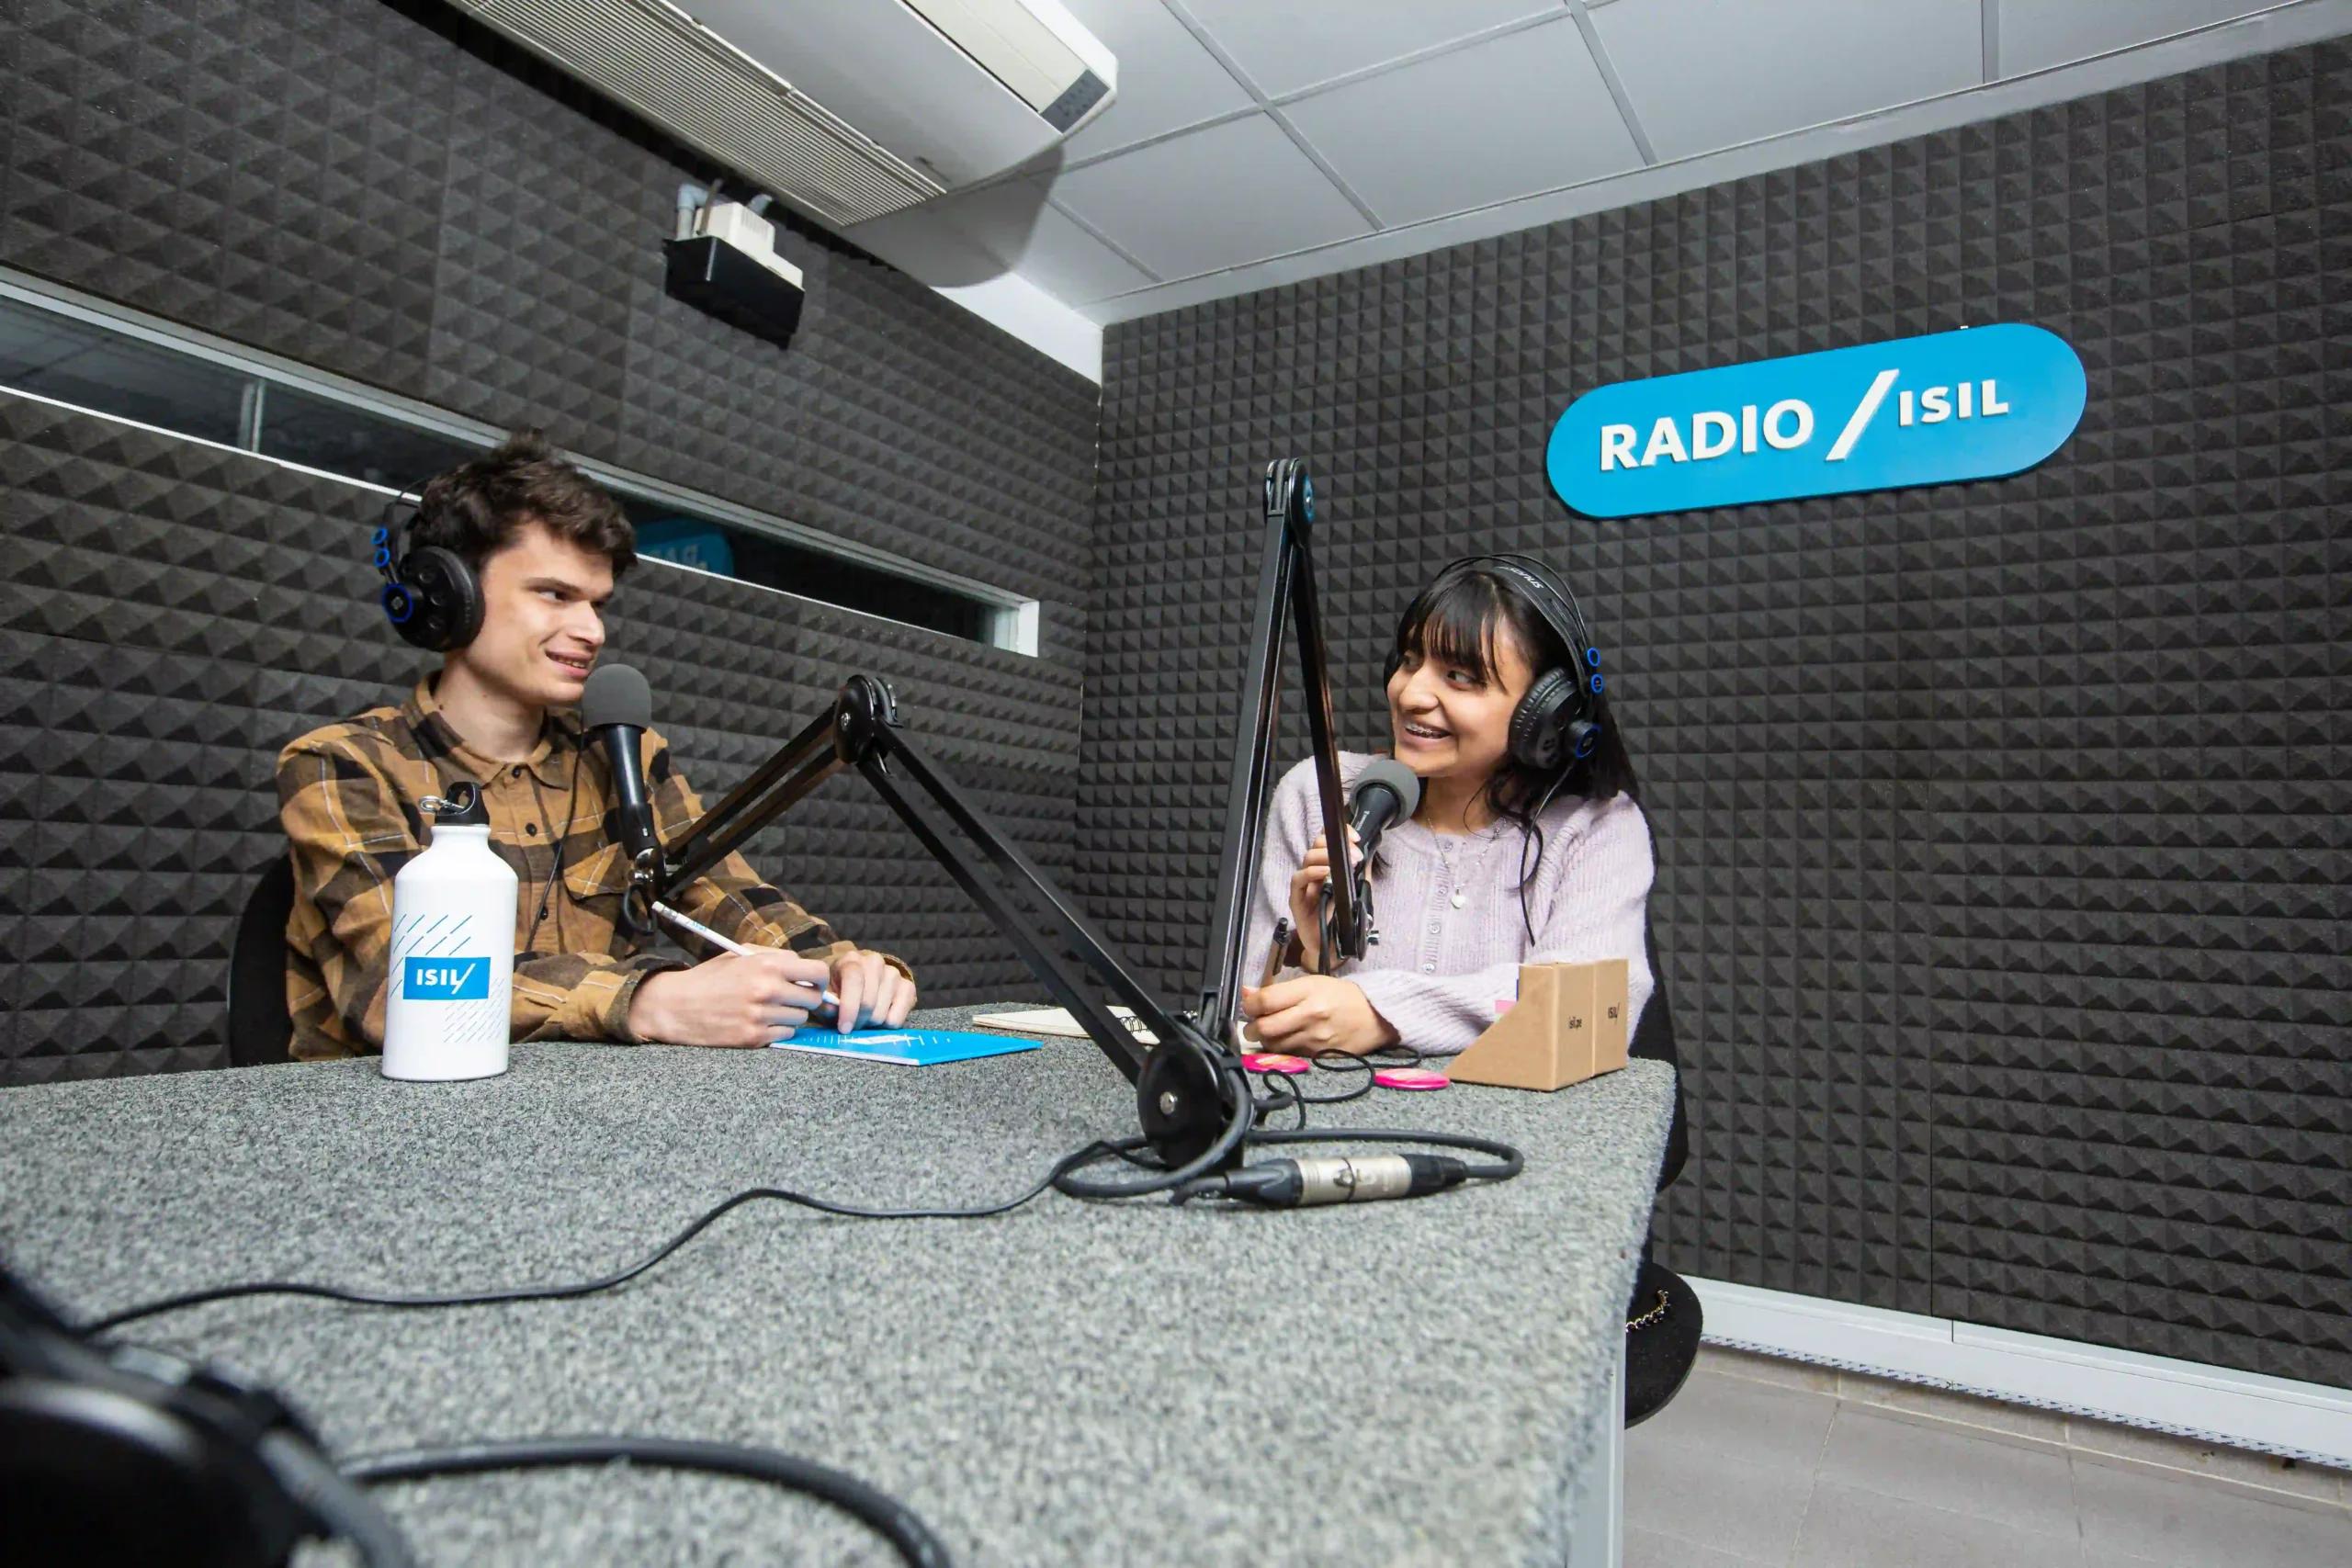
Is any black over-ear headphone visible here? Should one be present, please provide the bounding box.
[1385,554,1606,772]
[371,482,484,653]
[2,1263,411,1565]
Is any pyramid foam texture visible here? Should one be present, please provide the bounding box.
[0,0,1099,611]
[0,399,1082,1084]
[0,0,1100,1079]
[1084,39,2351,1389]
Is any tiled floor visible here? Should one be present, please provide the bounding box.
[1625,1357,2352,1567]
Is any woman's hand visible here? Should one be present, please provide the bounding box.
[1286,828,1360,974]
[1238,976,1397,1055]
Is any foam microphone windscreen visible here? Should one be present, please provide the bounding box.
[1352,758,1422,822]
[581,663,651,731]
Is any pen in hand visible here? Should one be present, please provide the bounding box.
[1232,916,1296,1051]
[650,899,846,1020]
[1261,915,1294,988]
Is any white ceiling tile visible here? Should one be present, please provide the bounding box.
[1052,0,1258,159]
[1590,0,1984,163]
[1996,0,2278,76]
[1046,114,1372,280]
[1178,0,1561,99]
[1282,18,1643,227]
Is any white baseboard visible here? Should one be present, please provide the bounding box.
[1686,1275,2352,1470]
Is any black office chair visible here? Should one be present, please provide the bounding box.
[225,857,296,1067]
[1623,915,1702,1427]
[1631,919,1688,1191]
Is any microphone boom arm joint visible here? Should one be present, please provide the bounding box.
[629,676,1241,1168]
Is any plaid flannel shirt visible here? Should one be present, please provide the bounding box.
[277,676,907,1059]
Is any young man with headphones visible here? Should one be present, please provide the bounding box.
[277,430,914,1060]
[1237,554,1654,1056]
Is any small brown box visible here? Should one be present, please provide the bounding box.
[1445,960,1631,1091]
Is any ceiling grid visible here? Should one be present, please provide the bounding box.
[839,0,2346,329]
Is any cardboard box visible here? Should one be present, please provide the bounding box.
[1444,960,1630,1091]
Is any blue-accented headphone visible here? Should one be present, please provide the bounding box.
[1386,553,1606,772]
[371,483,484,652]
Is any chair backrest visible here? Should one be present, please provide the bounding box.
[1628,919,1687,1190]
[225,857,296,1066]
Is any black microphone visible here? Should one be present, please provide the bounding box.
[1346,758,1422,867]
[581,663,659,865]
[1317,760,1421,964]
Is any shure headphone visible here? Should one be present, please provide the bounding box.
[1385,553,1607,773]
[371,482,484,653]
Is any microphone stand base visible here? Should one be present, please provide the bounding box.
[1136,1042,1240,1171]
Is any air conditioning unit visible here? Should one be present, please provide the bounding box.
[444,1,1116,228]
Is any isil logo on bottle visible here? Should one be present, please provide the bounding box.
[1547,323,2086,518]
[402,956,491,1000]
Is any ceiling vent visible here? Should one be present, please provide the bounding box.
[445,0,1116,228]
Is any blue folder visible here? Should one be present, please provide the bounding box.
[769,1027,1043,1066]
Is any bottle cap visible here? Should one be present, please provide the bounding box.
[419,780,488,827]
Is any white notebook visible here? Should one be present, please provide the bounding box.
[968,1005,1159,1046]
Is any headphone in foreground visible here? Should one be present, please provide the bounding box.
[371,483,484,653]
[1,1262,411,1566]
[1385,553,1606,773]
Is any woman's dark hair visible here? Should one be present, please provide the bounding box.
[1389,563,1639,908]
[413,429,637,577]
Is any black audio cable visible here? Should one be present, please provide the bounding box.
[1247,1043,1435,1129]
[84,1066,1260,1335]
[256,1430,420,1567]
[81,1062,1515,1325]
[341,1435,952,1568]
[85,1146,1095,1334]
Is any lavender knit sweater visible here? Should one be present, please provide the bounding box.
[1244,753,1656,1055]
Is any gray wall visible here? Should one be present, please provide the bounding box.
[0,0,1097,1080]
[1083,39,2350,1388]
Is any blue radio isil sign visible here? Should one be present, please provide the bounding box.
[1547,325,2086,518]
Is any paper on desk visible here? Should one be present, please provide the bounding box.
[969,1006,1159,1046]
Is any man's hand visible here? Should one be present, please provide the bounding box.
[830,950,915,1029]
[1238,975,1397,1055]
[628,949,832,1047]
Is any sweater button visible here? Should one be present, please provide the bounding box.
[1422,962,1436,974]
[1451,893,1464,908]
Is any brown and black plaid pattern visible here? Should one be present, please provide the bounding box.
[277,676,905,1059]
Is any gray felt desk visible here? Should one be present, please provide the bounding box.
[0,1006,1675,1566]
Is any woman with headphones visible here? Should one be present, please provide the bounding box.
[1238,555,1655,1057]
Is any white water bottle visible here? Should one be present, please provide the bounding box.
[383,781,516,1081]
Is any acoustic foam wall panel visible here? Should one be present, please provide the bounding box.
[0,398,1081,1084]
[0,0,1097,610]
[0,0,1098,1081]
[1083,40,2350,1387]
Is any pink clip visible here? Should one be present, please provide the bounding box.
[1242,1052,1311,1076]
